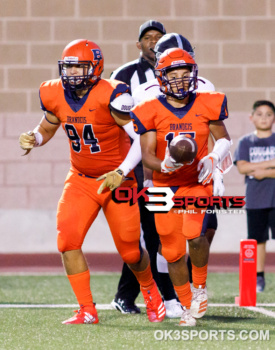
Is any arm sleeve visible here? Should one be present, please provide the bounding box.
[118,121,141,176]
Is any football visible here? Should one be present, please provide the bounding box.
[169,135,198,163]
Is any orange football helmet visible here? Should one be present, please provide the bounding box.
[58,39,104,91]
[155,48,198,100]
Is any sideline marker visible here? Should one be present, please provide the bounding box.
[235,239,257,307]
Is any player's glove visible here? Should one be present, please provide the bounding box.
[213,167,225,196]
[96,168,125,194]
[161,147,184,173]
[19,131,37,155]
[197,152,219,185]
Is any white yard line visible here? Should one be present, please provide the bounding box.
[140,303,275,308]
[207,303,275,307]
[0,304,79,309]
[246,307,275,318]
[0,302,275,313]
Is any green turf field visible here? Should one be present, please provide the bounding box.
[0,273,274,350]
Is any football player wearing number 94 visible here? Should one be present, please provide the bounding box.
[131,48,232,326]
[19,39,165,325]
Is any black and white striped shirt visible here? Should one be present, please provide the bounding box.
[110,57,155,94]
[110,56,155,188]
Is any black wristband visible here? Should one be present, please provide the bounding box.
[116,169,124,176]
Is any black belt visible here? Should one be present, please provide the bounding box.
[78,173,134,181]
[78,173,96,179]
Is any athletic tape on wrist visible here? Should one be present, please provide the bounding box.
[34,131,43,147]
[212,138,231,163]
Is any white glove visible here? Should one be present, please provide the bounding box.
[197,152,219,185]
[161,147,184,173]
[213,168,225,196]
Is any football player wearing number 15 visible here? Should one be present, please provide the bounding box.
[131,48,232,326]
[19,39,165,325]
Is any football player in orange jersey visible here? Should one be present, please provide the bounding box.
[19,39,165,324]
[131,48,232,326]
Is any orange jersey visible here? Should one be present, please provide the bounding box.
[39,78,131,177]
[131,92,228,187]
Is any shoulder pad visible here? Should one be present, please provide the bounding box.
[133,79,162,106]
[197,77,215,92]
[109,93,134,114]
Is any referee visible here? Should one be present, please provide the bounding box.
[110,20,183,318]
[111,20,165,93]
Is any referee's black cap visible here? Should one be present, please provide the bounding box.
[138,20,166,41]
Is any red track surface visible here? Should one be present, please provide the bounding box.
[0,253,274,273]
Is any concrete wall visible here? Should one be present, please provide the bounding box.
[1,0,275,252]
